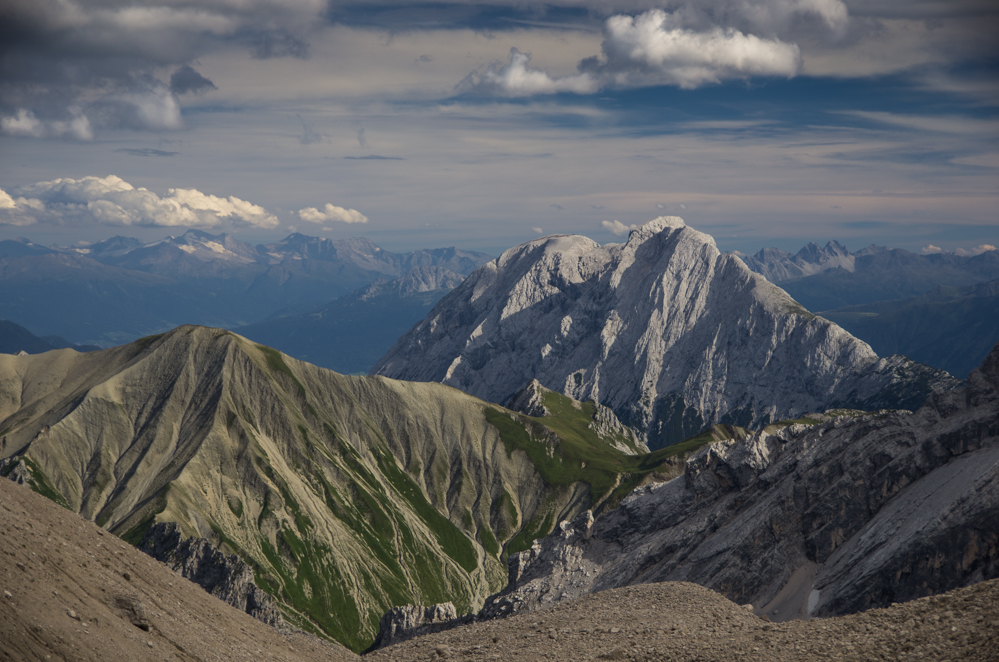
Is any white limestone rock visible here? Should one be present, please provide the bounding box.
[374,217,957,448]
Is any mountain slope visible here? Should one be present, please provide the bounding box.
[820,279,999,378]
[0,326,695,651]
[0,477,358,662]
[235,267,465,374]
[374,217,957,448]
[477,342,999,623]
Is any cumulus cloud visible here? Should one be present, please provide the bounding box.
[532,227,544,234]
[0,175,279,229]
[921,244,943,254]
[1,109,93,141]
[955,244,997,256]
[297,204,369,224]
[461,2,841,96]
[459,49,598,97]
[602,220,638,236]
[589,9,801,89]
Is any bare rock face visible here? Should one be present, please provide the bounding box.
[477,342,999,620]
[373,217,957,448]
[139,522,286,627]
[372,602,467,649]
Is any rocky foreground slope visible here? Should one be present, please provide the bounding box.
[0,326,696,651]
[473,342,999,623]
[0,476,358,662]
[5,475,995,662]
[373,217,956,448]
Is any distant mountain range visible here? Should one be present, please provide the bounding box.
[234,266,466,374]
[737,241,999,377]
[737,241,999,311]
[374,218,958,449]
[0,232,492,346]
[0,319,100,355]
[820,279,999,378]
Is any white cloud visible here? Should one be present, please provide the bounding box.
[954,244,996,257]
[921,244,942,254]
[601,219,637,236]
[462,7,804,96]
[532,227,543,234]
[297,203,369,224]
[1,109,93,141]
[595,10,801,89]
[1,175,278,228]
[460,49,598,97]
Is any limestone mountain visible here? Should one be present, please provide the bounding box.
[373,217,957,448]
[477,342,999,623]
[0,326,697,651]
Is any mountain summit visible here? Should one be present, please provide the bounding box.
[373,217,957,448]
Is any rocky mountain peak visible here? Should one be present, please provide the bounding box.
[374,217,957,448]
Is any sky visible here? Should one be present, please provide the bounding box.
[0,0,996,257]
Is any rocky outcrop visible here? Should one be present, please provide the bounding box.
[371,603,469,649]
[476,342,999,620]
[139,522,286,627]
[373,217,957,448]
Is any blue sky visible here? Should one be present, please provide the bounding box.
[1,0,996,256]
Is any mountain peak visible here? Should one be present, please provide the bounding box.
[374,219,956,448]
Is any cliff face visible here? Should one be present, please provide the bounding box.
[477,342,999,620]
[139,522,286,627]
[374,217,957,448]
[0,326,682,651]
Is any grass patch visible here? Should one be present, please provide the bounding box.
[505,510,555,556]
[375,452,478,573]
[19,457,71,510]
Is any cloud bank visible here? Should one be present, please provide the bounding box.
[0,0,321,139]
[0,176,278,229]
[298,203,369,224]
[461,3,824,96]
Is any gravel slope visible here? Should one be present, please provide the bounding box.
[0,477,357,662]
[368,580,998,662]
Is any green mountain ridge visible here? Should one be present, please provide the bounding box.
[0,326,722,651]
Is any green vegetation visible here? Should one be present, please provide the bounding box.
[17,457,71,510]
[375,451,478,573]
[505,509,556,556]
[485,390,724,508]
